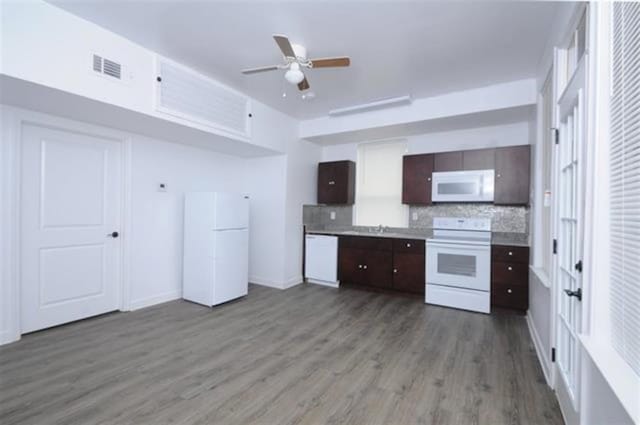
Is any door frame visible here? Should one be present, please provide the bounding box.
[549,4,589,424]
[1,105,133,344]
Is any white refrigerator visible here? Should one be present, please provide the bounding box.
[183,192,249,307]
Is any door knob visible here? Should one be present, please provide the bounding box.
[564,288,582,301]
[107,231,119,238]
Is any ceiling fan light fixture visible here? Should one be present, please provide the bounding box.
[284,63,305,85]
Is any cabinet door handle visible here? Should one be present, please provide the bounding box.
[497,173,501,178]
[427,177,432,182]
[328,181,336,185]
[363,265,368,270]
[508,251,513,256]
[393,269,398,273]
[358,264,362,269]
[507,288,513,294]
[406,243,411,247]
[507,266,513,271]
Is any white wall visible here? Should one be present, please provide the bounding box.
[283,139,321,286]
[528,271,553,383]
[322,121,531,162]
[245,154,288,287]
[0,103,319,344]
[300,79,536,142]
[527,3,635,424]
[581,354,635,425]
[128,137,247,309]
[0,0,284,154]
[245,138,321,289]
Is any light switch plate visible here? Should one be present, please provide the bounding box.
[412,212,418,221]
[330,211,336,220]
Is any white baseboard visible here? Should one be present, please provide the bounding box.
[249,276,284,289]
[527,312,553,387]
[283,275,303,289]
[129,290,181,311]
[307,278,339,288]
[0,329,20,346]
[250,275,303,290]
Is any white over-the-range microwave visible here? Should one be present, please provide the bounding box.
[431,169,495,202]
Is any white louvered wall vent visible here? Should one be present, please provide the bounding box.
[92,54,122,80]
[155,58,251,138]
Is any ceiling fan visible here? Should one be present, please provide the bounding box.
[241,34,350,92]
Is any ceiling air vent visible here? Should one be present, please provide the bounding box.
[92,54,102,73]
[155,57,251,138]
[92,54,122,80]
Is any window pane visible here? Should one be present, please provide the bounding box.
[355,140,408,227]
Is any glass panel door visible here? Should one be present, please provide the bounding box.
[555,89,584,415]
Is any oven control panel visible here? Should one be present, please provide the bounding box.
[432,217,491,231]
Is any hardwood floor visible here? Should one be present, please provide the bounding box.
[0,284,563,425]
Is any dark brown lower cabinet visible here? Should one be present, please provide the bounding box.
[491,245,529,312]
[392,253,425,293]
[339,236,424,294]
[338,246,393,289]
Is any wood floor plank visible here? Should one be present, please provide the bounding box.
[0,283,563,425]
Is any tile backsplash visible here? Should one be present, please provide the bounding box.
[303,204,528,234]
[303,205,353,228]
[409,204,529,233]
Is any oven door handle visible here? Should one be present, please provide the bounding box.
[427,241,491,250]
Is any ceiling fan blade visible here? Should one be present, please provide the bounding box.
[273,34,296,58]
[241,65,280,74]
[310,57,350,68]
[298,76,310,91]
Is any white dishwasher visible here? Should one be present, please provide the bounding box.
[304,234,339,287]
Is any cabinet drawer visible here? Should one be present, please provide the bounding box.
[491,261,528,285]
[339,235,393,251]
[491,282,528,311]
[492,245,529,264]
[393,238,425,255]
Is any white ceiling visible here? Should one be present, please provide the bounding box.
[49,1,562,120]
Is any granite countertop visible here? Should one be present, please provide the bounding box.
[491,232,530,247]
[306,229,432,240]
[306,228,530,247]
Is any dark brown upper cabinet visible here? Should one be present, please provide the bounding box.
[494,146,531,205]
[317,161,355,205]
[402,154,434,205]
[463,149,495,170]
[434,151,463,172]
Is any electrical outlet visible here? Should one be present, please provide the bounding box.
[412,212,418,221]
[330,211,336,220]
[158,183,167,192]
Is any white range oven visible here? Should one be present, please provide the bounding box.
[425,217,491,313]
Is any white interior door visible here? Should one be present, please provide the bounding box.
[554,89,585,424]
[21,124,122,333]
